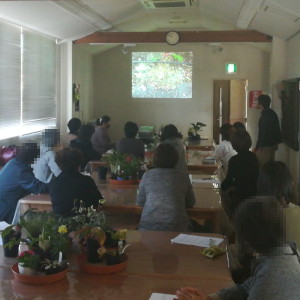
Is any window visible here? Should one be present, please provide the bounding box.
[0,20,56,140]
[132,52,193,99]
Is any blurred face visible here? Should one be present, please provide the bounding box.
[257,102,263,110]
[104,122,110,129]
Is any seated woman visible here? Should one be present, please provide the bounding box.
[62,117,81,148]
[207,123,236,175]
[115,121,144,159]
[70,124,100,171]
[221,130,259,218]
[49,148,103,217]
[257,160,300,247]
[159,124,187,172]
[91,115,115,155]
[33,128,61,183]
[176,198,300,300]
[137,143,195,232]
[0,143,47,224]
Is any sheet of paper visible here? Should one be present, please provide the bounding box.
[171,234,223,248]
[149,293,176,300]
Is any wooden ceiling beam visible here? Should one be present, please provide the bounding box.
[73,30,272,44]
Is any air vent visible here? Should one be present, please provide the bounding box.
[141,0,197,9]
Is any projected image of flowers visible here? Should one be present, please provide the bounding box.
[132,52,193,99]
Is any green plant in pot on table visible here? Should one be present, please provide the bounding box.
[188,122,206,141]
[104,151,142,181]
[1,224,22,257]
[4,210,70,275]
[66,201,128,265]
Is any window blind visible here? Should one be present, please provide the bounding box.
[0,21,21,140]
[22,29,56,135]
[0,20,56,140]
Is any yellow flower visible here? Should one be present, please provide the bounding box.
[58,225,67,234]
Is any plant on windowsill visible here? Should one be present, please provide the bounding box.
[188,122,206,141]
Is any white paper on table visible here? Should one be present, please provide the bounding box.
[171,234,223,248]
[192,178,220,184]
[149,293,176,300]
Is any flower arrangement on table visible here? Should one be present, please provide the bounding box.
[188,122,206,141]
[104,151,143,181]
[4,210,70,276]
[65,201,128,266]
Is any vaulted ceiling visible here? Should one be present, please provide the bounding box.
[0,0,299,53]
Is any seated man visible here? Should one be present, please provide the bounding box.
[49,148,103,217]
[0,143,47,224]
[115,121,144,159]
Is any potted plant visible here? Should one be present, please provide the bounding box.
[66,202,128,272]
[104,151,142,184]
[188,122,206,141]
[7,210,70,278]
[17,250,39,275]
[1,224,22,257]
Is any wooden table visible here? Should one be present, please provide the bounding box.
[187,149,220,175]
[89,139,217,176]
[0,230,233,299]
[185,138,216,151]
[14,178,225,232]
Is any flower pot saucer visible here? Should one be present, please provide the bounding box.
[76,253,128,274]
[11,263,68,285]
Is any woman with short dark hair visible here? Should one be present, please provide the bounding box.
[137,143,195,232]
[221,130,259,217]
[115,121,145,159]
[49,148,103,217]
[159,124,187,172]
[221,130,259,215]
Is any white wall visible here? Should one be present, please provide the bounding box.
[89,43,271,142]
[72,47,94,124]
[286,33,300,201]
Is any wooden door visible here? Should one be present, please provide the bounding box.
[213,80,230,143]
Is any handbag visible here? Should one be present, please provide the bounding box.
[0,145,17,166]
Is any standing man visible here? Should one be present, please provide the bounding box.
[255,94,281,167]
